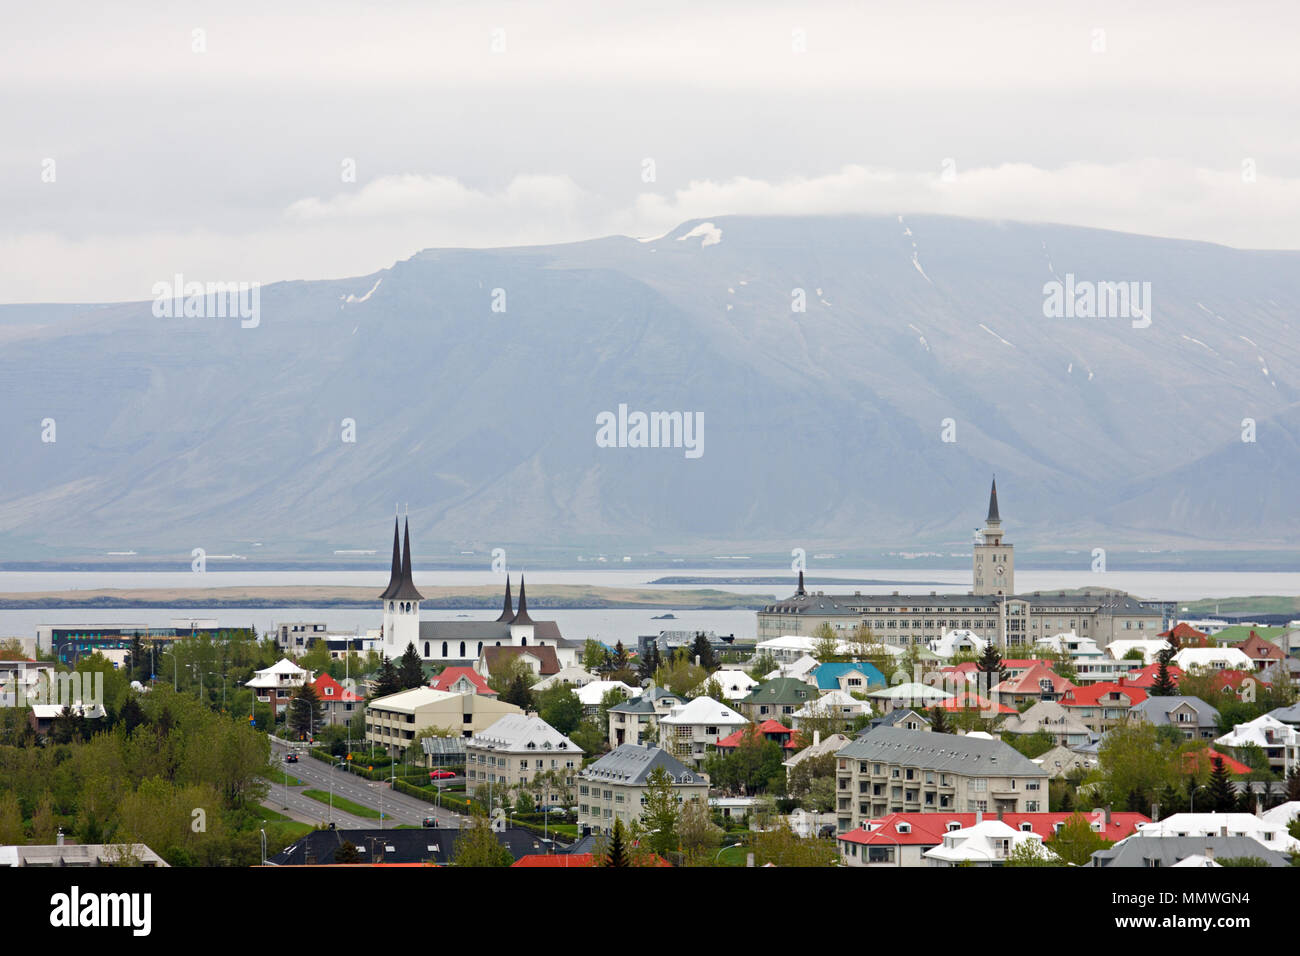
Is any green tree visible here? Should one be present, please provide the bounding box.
[1098,721,1180,806]
[810,623,842,662]
[1005,840,1064,867]
[453,816,514,867]
[641,766,682,858]
[750,827,838,867]
[747,651,777,680]
[335,840,362,863]
[602,817,630,866]
[787,752,837,802]
[639,642,661,681]
[0,791,24,844]
[1150,647,1179,697]
[582,640,609,671]
[537,685,584,735]
[501,674,535,712]
[373,655,401,698]
[977,641,1006,683]
[1046,811,1113,865]
[397,642,425,689]
[288,681,324,740]
[929,705,952,734]
[1207,756,1236,812]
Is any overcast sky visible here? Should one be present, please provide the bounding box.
[3,0,1298,302]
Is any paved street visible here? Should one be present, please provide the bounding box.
[267,736,468,829]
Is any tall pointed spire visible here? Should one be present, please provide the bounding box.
[987,477,1000,523]
[496,575,515,623]
[512,574,534,625]
[795,570,806,597]
[387,516,425,601]
[379,517,402,599]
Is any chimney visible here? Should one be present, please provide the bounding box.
[813,730,821,747]
[1105,805,1112,826]
[1204,846,1214,861]
[1151,802,1160,823]
[56,828,64,847]
[976,811,983,824]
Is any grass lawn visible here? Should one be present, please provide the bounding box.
[715,845,750,867]
[264,770,304,787]
[301,789,382,819]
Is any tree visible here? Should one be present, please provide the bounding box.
[704,726,785,795]
[486,654,538,696]
[602,817,630,866]
[655,650,707,698]
[288,681,324,740]
[698,677,725,702]
[811,623,842,663]
[613,641,630,671]
[929,705,952,735]
[501,674,535,712]
[582,640,609,671]
[0,791,23,844]
[1098,721,1180,807]
[678,797,723,856]
[639,642,661,681]
[373,655,401,698]
[397,642,425,689]
[1046,811,1112,865]
[1150,647,1179,697]
[1005,839,1064,867]
[977,641,1006,684]
[1285,765,1300,804]
[747,651,777,680]
[1207,756,1237,812]
[335,840,362,864]
[536,685,584,735]
[690,632,717,670]
[787,752,837,802]
[750,827,838,867]
[452,816,514,867]
[641,766,682,858]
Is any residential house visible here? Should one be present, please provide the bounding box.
[1126,812,1300,855]
[812,661,886,695]
[1125,661,1185,690]
[763,654,822,683]
[1171,647,1253,673]
[1058,679,1148,734]
[656,696,749,768]
[465,714,583,805]
[714,720,798,755]
[606,685,684,749]
[1033,745,1097,779]
[532,665,598,691]
[999,700,1096,747]
[477,644,562,680]
[990,662,1075,708]
[837,809,1147,867]
[310,672,363,727]
[865,683,953,714]
[833,727,1050,832]
[575,680,640,718]
[1127,696,1220,741]
[1268,703,1300,730]
[924,819,1056,866]
[1091,836,1290,868]
[738,677,817,722]
[430,666,497,697]
[1105,639,1172,665]
[577,744,708,836]
[790,690,870,731]
[0,841,167,867]
[862,708,931,733]
[1234,631,1286,671]
[1215,714,1300,773]
[701,669,759,701]
[246,658,309,719]
[783,731,852,780]
[366,687,524,755]
[927,629,987,658]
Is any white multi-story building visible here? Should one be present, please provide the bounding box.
[465,714,583,806]
[577,744,709,837]
[656,696,749,768]
[246,658,309,718]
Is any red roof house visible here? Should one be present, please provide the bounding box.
[431,665,497,696]
[1125,661,1184,689]
[1183,747,1253,777]
[714,720,799,752]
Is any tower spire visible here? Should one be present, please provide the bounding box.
[513,574,534,625]
[796,569,806,597]
[386,516,424,601]
[379,517,401,599]
[987,477,1000,523]
[496,575,515,623]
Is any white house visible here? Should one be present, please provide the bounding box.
[246,658,310,718]
[1105,639,1171,664]
[657,696,749,768]
[928,629,987,658]
[789,690,869,731]
[1172,647,1253,672]
[701,669,760,701]
[1129,813,1300,856]
[923,819,1057,867]
[533,665,598,691]
[1215,714,1300,773]
[575,680,641,717]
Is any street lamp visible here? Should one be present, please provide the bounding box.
[1188,783,1210,813]
[715,841,743,863]
[259,825,267,866]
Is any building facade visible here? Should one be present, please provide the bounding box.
[577,744,709,836]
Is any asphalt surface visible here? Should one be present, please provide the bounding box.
[266,735,468,829]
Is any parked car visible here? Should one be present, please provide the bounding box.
[428,770,456,780]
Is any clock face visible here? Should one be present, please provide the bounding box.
[995,564,1005,576]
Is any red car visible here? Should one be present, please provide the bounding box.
[428,770,456,780]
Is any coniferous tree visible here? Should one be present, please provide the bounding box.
[1150,647,1179,697]
[690,632,716,670]
[639,642,661,682]
[288,681,324,740]
[374,654,401,698]
[1126,788,1146,813]
[1285,765,1300,803]
[334,841,362,863]
[398,642,425,689]
[1207,756,1236,812]
[977,640,1006,685]
[928,705,951,734]
[602,817,630,867]
[501,674,534,712]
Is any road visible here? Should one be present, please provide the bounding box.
[266,736,468,829]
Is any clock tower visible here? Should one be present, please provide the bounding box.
[973,478,1014,596]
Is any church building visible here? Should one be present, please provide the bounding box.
[376,517,580,670]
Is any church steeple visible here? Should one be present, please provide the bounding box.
[379,517,401,600]
[496,575,515,623]
[387,517,424,601]
[987,477,1001,524]
[795,570,806,597]
[512,574,534,625]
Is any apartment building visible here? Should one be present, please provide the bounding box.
[833,727,1050,833]
[607,685,686,749]
[365,687,523,756]
[465,714,583,804]
[656,696,749,768]
[577,744,709,836]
